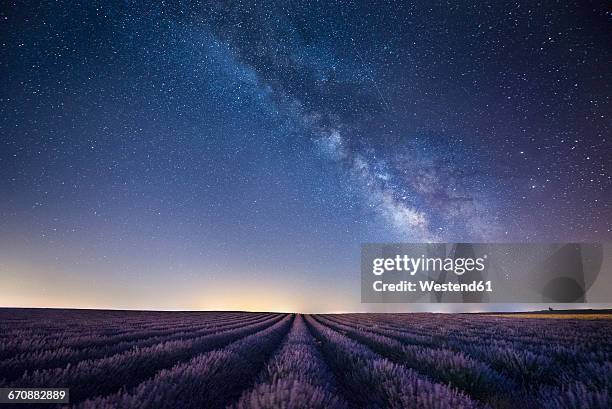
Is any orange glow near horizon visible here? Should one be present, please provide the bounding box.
[0,261,355,313]
[3,261,612,314]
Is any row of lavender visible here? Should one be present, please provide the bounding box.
[2,310,486,409]
[0,309,610,408]
[317,313,612,409]
[225,313,611,409]
[77,313,486,409]
[0,313,275,382]
[77,315,294,408]
[230,315,348,409]
[0,309,267,359]
[0,310,286,406]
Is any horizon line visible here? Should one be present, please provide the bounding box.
[2,305,611,315]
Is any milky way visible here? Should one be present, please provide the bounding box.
[0,1,610,310]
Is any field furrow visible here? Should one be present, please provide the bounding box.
[0,312,270,360]
[5,314,285,404]
[75,315,294,409]
[1,309,610,408]
[325,314,612,408]
[326,314,611,388]
[0,312,274,381]
[304,315,482,409]
[229,314,348,409]
[314,314,516,408]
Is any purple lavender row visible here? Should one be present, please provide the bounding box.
[336,313,611,364]
[315,314,514,407]
[538,382,611,409]
[5,314,285,404]
[339,313,612,350]
[0,312,269,359]
[337,313,611,346]
[75,315,294,409]
[330,314,611,389]
[303,315,482,409]
[0,311,230,340]
[0,312,276,381]
[229,314,348,409]
[0,312,265,360]
[332,314,612,408]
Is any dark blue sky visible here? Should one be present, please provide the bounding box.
[1,1,610,311]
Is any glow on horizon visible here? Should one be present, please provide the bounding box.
[3,261,611,314]
[0,261,356,313]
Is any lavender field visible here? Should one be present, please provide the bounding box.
[0,309,611,409]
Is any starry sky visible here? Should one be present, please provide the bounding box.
[1,1,610,312]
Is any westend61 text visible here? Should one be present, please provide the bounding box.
[373,280,493,293]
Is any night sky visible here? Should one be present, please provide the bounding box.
[1,1,610,312]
